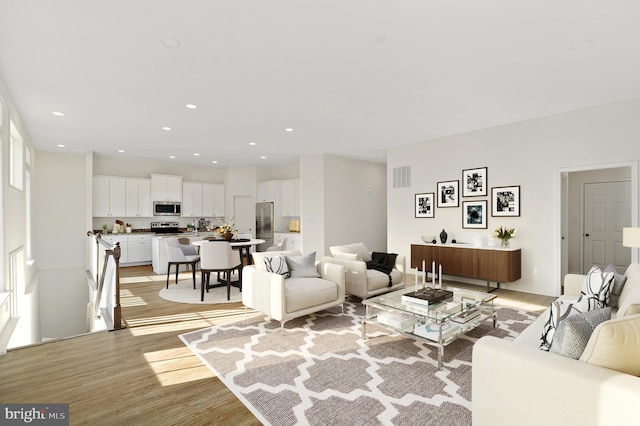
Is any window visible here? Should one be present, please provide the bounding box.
[9,119,24,191]
[9,248,25,317]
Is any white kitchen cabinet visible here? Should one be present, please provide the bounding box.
[100,234,129,263]
[93,176,126,217]
[151,174,182,202]
[100,234,152,265]
[182,182,204,217]
[125,178,152,217]
[183,182,225,217]
[281,178,300,216]
[257,180,282,203]
[203,183,225,217]
[274,232,302,252]
[126,234,152,263]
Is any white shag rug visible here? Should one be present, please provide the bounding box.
[159,276,242,304]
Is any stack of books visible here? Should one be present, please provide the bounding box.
[413,321,460,341]
[401,288,454,307]
[377,311,418,330]
[451,308,481,324]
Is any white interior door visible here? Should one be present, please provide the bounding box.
[583,181,631,274]
[233,195,254,237]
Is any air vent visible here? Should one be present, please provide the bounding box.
[392,166,411,189]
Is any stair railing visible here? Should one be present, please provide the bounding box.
[87,231,124,330]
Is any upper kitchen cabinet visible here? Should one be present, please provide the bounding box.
[182,182,204,217]
[257,180,282,203]
[184,182,225,217]
[125,178,152,217]
[151,174,182,202]
[93,176,126,217]
[281,178,300,216]
[203,183,225,217]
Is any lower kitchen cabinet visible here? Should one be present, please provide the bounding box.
[99,234,152,265]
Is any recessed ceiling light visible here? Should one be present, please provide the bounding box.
[571,40,594,50]
[56,144,65,148]
[371,34,388,45]
[249,142,257,146]
[193,153,200,156]
[186,104,197,109]
[169,155,176,159]
[162,126,172,131]
[52,111,65,116]
[212,160,218,164]
[161,37,181,48]
[260,156,267,159]
[285,128,294,132]
[117,149,125,153]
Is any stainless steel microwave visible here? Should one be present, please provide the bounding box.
[153,201,181,216]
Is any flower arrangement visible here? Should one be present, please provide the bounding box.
[494,226,516,247]
[216,217,237,240]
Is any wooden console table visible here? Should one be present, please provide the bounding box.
[410,244,521,292]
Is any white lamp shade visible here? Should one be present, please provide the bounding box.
[623,227,640,248]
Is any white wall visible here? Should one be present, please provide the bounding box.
[301,154,387,257]
[0,71,41,349]
[388,98,640,297]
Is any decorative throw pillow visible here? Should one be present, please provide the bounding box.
[285,251,321,278]
[580,313,640,376]
[581,265,614,309]
[334,252,359,261]
[550,307,611,359]
[329,242,372,262]
[540,297,589,351]
[603,264,628,308]
[263,254,289,277]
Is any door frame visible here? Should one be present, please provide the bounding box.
[556,160,638,294]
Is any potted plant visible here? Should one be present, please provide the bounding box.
[102,223,108,234]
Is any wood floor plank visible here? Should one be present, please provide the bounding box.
[0,265,555,425]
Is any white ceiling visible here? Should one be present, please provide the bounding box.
[1,1,639,167]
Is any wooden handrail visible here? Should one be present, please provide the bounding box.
[87,231,124,330]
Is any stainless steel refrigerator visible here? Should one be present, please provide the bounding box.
[256,202,274,252]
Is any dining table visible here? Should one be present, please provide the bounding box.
[191,238,266,265]
[191,237,266,294]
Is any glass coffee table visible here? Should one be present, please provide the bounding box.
[362,286,497,369]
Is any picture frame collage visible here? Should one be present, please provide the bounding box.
[414,166,521,229]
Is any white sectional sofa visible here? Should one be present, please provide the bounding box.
[473,263,640,426]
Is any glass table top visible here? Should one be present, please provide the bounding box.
[364,285,496,322]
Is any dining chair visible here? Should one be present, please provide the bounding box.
[165,238,200,289]
[199,241,242,301]
[267,237,287,252]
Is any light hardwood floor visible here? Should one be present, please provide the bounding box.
[0,266,555,425]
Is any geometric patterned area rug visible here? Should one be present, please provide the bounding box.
[179,302,537,426]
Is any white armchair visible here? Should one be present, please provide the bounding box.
[242,250,346,329]
[322,242,405,300]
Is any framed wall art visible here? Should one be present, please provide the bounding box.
[415,192,435,218]
[492,185,521,217]
[462,167,488,197]
[462,200,487,228]
[436,180,459,208]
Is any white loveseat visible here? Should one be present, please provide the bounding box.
[472,263,640,425]
[242,250,346,329]
[321,242,405,300]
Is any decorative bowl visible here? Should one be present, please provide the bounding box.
[421,235,437,244]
